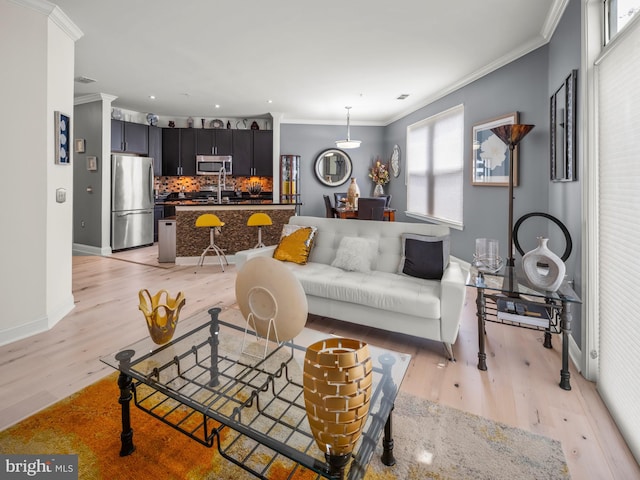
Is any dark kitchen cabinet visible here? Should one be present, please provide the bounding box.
[149,125,162,176]
[253,130,273,176]
[232,130,273,176]
[111,120,148,154]
[153,205,164,242]
[195,129,232,156]
[162,128,196,176]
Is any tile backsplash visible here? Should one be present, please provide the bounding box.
[155,176,273,194]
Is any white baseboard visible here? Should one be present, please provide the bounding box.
[73,243,112,256]
[0,297,74,347]
[569,333,583,374]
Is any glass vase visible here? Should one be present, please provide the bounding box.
[373,184,384,196]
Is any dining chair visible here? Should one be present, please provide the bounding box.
[334,192,348,208]
[323,195,336,218]
[357,197,386,220]
[378,194,392,208]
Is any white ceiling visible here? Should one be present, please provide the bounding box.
[53,0,565,125]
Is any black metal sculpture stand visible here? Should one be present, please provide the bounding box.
[326,453,350,479]
[208,307,222,387]
[476,287,488,371]
[116,349,136,456]
[378,353,397,466]
[559,302,572,391]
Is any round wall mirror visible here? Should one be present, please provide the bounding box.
[314,149,352,186]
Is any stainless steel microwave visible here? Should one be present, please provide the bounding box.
[196,155,232,175]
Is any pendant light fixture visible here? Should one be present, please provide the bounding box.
[335,106,361,149]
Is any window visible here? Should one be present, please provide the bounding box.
[605,0,640,43]
[406,104,464,228]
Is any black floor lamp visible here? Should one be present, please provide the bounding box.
[490,123,535,295]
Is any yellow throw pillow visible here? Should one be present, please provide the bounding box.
[273,226,317,264]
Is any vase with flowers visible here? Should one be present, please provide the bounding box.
[369,158,390,196]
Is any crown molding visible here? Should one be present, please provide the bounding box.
[74,93,118,106]
[541,0,571,40]
[9,0,83,41]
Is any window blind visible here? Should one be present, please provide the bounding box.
[406,104,464,226]
[596,14,640,464]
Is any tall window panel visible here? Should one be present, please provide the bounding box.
[596,14,640,464]
[406,104,464,227]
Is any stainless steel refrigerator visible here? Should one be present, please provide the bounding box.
[111,154,154,251]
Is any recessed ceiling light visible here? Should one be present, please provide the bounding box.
[397,94,410,100]
[149,95,156,100]
[267,99,273,104]
[215,104,220,109]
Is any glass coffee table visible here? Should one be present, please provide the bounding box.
[100,308,411,479]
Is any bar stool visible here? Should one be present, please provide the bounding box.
[195,213,228,271]
[247,212,272,248]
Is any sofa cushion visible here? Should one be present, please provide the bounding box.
[331,236,378,273]
[285,262,441,320]
[273,226,317,265]
[398,233,450,280]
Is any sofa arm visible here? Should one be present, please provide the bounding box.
[234,245,277,270]
[440,261,467,344]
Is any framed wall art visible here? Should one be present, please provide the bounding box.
[471,112,519,186]
[550,69,577,182]
[55,111,71,165]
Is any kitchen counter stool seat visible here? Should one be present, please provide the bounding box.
[195,213,228,271]
[247,212,272,248]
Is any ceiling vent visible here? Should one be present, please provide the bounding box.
[397,94,410,100]
[75,75,97,84]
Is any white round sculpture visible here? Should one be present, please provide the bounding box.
[235,256,308,342]
[522,237,566,292]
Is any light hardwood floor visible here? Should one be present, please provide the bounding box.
[1,245,638,479]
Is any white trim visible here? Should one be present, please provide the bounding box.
[581,0,604,382]
[405,212,463,231]
[73,243,112,256]
[9,0,83,41]
[541,0,572,39]
[74,93,118,106]
[569,333,583,374]
[0,297,74,347]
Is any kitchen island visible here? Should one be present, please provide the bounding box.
[171,202,298,263]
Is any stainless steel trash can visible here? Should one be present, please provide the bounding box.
[158,219,176,263]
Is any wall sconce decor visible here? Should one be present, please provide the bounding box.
[75,138,86,153]
[550,69,578,182]
[87,156,98,171]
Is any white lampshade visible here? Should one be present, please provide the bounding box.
[335,106,361,149]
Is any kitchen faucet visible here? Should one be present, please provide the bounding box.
[217,167,226,204]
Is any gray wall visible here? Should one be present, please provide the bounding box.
[280,124,385,218]
[280,0,583,347]
[73,101,104,247]
[548,0,582,346]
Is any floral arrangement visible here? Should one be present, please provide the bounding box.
[368,159,390,186]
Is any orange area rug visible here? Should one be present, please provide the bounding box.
[0,373,570,479]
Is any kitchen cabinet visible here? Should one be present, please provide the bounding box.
[149,125,162,176]
[111,120,148,154]
[162,128,196,176]
[195,129,232,156]
[232,130,273,176]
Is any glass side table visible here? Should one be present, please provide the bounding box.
[466,269,581,390]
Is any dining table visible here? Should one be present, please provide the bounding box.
[335,206,396,221]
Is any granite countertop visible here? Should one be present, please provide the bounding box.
[158,199,300,206]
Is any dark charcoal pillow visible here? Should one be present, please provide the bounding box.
[398,233,450,280]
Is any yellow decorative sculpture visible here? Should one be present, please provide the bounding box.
[138,289,186,345]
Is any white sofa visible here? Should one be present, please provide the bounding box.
[234,216,467,359]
